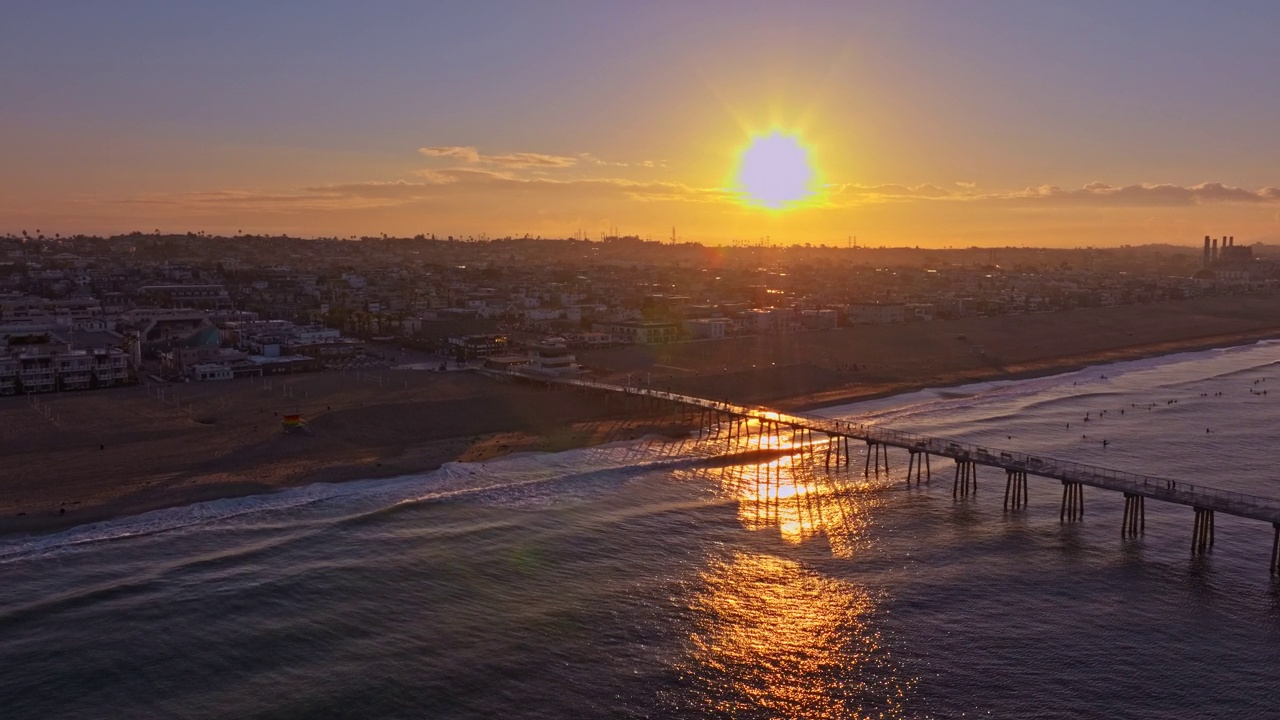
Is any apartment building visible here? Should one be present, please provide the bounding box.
[0,346,129,395]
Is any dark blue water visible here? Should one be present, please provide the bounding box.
[3,344,1280,719]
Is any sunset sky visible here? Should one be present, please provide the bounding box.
[5,1,1280,247]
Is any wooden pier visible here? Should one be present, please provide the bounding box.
[519,373,1280,574]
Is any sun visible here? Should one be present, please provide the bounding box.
[734,130,818,210]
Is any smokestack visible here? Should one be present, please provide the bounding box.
[1204,236,1212,268]
[1212,238,1219,263]
[1230,235,1235,246]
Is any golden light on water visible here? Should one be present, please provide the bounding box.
[734,456,865,554]
[709,430,878,557]
[683,551,910,718]
[664,424,911,716]
[733,130,821,210]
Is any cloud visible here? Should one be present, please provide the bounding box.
[578,153,666,169]
[417,146,481,163]
[827,182,967,204]
[1000,181,1280,206]
[485,152,578,168]
[309,169,731,204]
[418,145,576,168]
[418,146,660,170]
[827,180,1280,207]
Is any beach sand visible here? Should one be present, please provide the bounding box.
[2,294,1278,536]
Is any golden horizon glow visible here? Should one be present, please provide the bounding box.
[732,130,821,210]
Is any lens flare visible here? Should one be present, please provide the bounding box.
[734,131,818,209]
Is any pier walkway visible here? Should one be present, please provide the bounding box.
[512,373,1280,573]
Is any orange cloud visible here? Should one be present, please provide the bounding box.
[417,145,577,168]
[417,146,481,163]
[417,145,658,170]
[1001,181,1280,206]
[308,169,731,204]
[827,180,1280,207]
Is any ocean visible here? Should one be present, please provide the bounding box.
[3,343,1280,719]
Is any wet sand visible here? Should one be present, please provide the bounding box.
[2,294,1279,536]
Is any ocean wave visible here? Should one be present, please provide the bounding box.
[818,341,1280,425]
[0,436,737,565]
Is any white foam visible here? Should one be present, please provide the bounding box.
[0,436,720,564]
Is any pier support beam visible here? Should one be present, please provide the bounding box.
[825,434,846,468]
[1121,493,1145,538]
[1060,481,1084,522]
[1191,507,1215,555]
[907,450,931,485]
[1003,469,1028,510]
[1271,524,1279,576]
[953,459,977,498]
[864,441,890,477]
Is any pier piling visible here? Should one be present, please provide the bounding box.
[1004,469,1028,510]
[1060,481,1083,522]
[908,450,930,485]
[1192,508,1215,554]
[1271,524,1279,575]
[954,459,977,498]
[865,440,889,477]
[1122,493,1145,537]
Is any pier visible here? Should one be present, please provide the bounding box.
[517,373,1280,575]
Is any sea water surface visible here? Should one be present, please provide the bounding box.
[3,343,1280,719]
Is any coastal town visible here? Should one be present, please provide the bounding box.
[1,231,1275,394]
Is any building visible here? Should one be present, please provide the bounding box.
[0,355,16,395]
[0,343,130,395]
[482,354,530,371]
[249,354,323,375]
[847,302,906,325]
[564,332,614,349]
[525,343,579,376]
[228,321,364,364]
[120,309,218,353]
[902,303,934,321]
[447,333,508,361]
[594,321,678,344]
[135,284,234,310]
[161,346,250,379]
[190,363,234,382]
[684,318,727,339]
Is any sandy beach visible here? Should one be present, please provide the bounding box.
[2,294,1279,536]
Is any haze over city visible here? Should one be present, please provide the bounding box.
[6,1,1280,246]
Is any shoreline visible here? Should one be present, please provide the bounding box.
[783,326,1280,412]
[3,299,1280,539]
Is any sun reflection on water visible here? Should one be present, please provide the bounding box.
[677,550,910,718]
[664,429,911,717]
[673,428,885,557]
